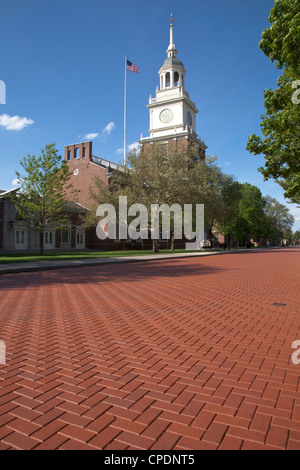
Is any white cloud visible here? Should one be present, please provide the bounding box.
[0,114,34,131]
[102,121,115,136]
[224,161,230,166]
[11,178,21,187]
[84,132,99,140]
[116,148,124,155]
[128,141,140,152]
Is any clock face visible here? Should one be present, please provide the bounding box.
[73,169,79,176]
[159,108,173,124]
[187,111,192,126]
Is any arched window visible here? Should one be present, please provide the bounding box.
[174,72,179,86]
[166,72,170,87]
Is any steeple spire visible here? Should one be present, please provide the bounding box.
[139,11,207,162]
[167,13,177,58]
[169,12,175,27]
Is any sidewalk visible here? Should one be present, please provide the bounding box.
[0,248,259,275]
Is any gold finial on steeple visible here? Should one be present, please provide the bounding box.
[169,12,176,27]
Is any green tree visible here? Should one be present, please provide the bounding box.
[84,143,202,252]
[214,180,243,247]
[238,184,267,241]
[263,195,295,242]
[292,229,300,243]
[216,183,268,246]
[246,0,300,203]
[229,215,251,246]
[11,143,77,255]
[190,157,227,229]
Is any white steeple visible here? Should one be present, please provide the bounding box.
[166,13,177,58]
[159,13,186,91]
[139,13,207,158]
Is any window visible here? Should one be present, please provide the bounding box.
[67,150,71,161]
[61,227,71,244]
[162,142,168,156]
[83,147,86,159]
[166,72,170,87]
[174,72,179,86]
[15,224,28,249]
[45,231,53,245]
[76,228,85,248]
[76,233,83,245]
[16,230,25,244]
[75,148,79,159]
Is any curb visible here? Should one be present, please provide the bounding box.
[0,248,265,275]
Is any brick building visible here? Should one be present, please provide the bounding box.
[0,17,223,254]
[63,141,122,209]
[62,17,218,250]
[1,17,220,254]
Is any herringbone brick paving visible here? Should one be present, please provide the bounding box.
[0,248,299,450]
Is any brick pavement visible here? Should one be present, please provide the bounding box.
[0,248,299,450]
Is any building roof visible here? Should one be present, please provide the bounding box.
[64,200,90,212]
[0,189,88,213]
[0,188,20,197]
[161,56,184,69]
[91,155,124,171]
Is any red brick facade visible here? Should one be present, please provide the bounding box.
[64,141,110,209]
[63,138,214,251]
[140,135,206,161]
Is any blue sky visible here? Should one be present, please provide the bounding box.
[1,0,299,230]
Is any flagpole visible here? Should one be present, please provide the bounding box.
[124,55,127,167]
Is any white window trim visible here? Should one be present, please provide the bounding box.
[61,226,71,245]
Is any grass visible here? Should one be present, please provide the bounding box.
[0,249,203,264]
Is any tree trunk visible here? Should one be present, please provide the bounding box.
[40,230,44,256]
[226,233,231,249]
[152,239,159,253]
[170,232,175,251]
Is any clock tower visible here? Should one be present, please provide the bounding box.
[139,14,207,158]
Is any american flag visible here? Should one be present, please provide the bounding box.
[127,60,140,74]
